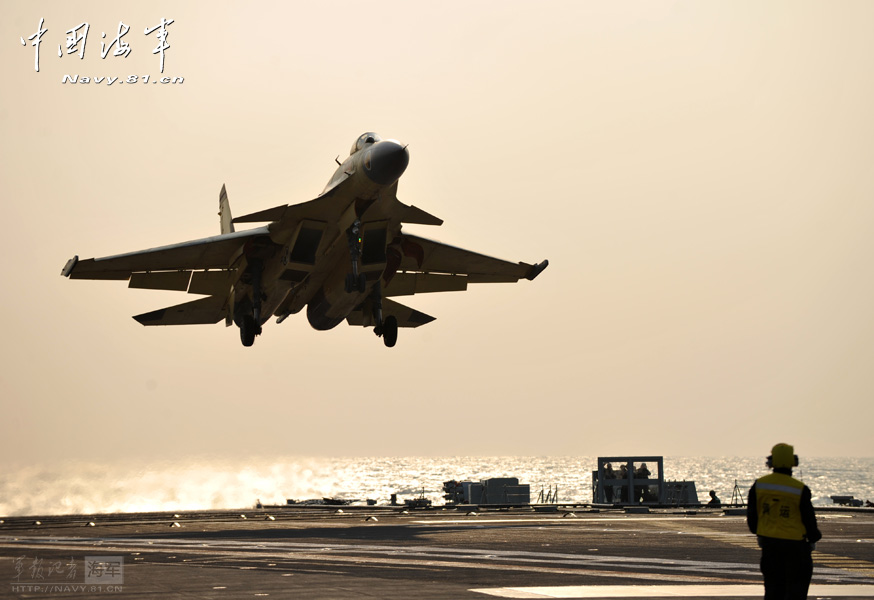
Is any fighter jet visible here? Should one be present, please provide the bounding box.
[61,133,548,347]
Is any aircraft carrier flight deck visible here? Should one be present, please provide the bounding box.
[2,505,873,599]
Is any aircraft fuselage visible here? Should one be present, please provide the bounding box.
[232,136,411,333]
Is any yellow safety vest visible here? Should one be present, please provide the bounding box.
[755,472,807,541]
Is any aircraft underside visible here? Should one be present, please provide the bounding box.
[227,221,402,347]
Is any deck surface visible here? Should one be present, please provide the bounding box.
[2,506,872,598]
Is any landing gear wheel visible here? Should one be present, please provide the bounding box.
[382,315,398,348]
[357,273,367,293]
[240,315,257,347]
[345,273,355,293]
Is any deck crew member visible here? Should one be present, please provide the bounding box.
[747,443,821,599]
[706,490,721,508]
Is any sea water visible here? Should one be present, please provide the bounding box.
[1,456,872,517]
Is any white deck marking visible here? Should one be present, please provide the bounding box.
[4,536,871,584]
[411,517,747,525]
[470,584,874,598]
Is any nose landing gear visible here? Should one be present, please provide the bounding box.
[344,220,367,294]
[345,272,367,294]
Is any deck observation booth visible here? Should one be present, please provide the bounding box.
[593,456,665,505]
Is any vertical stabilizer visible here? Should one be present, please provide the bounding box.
[219,184,235,327]
[219,184,235,234]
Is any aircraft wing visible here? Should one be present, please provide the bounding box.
[383,233,548,296]
[61,227,270,282]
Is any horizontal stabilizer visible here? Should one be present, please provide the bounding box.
[383,298,435,327]
[133,295,227,326]
[346,298,435,329]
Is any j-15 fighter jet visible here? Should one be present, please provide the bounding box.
[61,133,548,347]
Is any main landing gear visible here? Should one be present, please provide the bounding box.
[238,258,264,347]
[240,314,261,347]
[344,220,367,294]
[370,282,398,347]
[378,315,398,348]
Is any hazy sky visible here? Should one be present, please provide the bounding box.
[2,1,873,467]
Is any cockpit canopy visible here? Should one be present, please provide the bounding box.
[351,132,381,155]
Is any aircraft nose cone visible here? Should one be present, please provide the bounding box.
[364,140,409,185]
